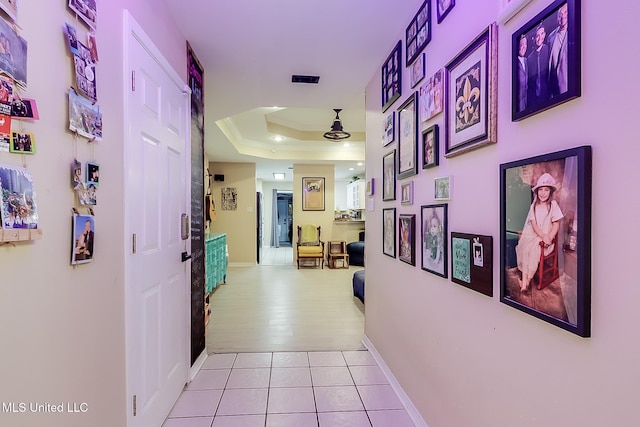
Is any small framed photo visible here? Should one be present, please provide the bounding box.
[398,214,416,266]
[302,177,325,211]
[11,98,39,120]
[436,0,456,23]
[451,233,493,297]
[382,111,395,146]
[382,41,402,112]
[406,1,431,66]
[444,23,497,157]
[383,208,396,258]
[9,132,35,154]
[418,68,444,123]
[512,0,581,121]
[409,53,426,88]
[400,181,414,206]
[434,176,452,201]
[422,124,439,169]
[71,214,95,265]
[86,162,99,186]
[397,92,418,180]
[382,150,396,201]
[421,204,448,277]
[72,159,82,190]
[498,0,533,24]
[500,145,592,337]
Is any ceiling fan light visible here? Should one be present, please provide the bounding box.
[323,108,351,141]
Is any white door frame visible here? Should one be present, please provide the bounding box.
[122,11,192,426]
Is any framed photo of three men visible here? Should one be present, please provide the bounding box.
[511,0,581,122]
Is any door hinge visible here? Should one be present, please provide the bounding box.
[133,394,137,416]
[132,233,137,254]
[131,70,135,91]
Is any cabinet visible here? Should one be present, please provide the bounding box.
[346,180,365,210]
[205,233,227,293]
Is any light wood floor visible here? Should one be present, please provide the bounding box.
[206,248,365,353]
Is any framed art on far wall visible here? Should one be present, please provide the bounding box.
[499,145,592,337]
[444,23,497,158]
[421,204,448,277]
[382,41,402,112]
[397,92,418,180]
[382,208,396,258]
[302,177,325,211]
[511,0,581,121]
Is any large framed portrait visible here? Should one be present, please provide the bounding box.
[422,124,439,169]
[382,208,396,258]
[406,1,431,66]
[302,177,325,211]
[382,150,396,201]
[398,214,416,266]
[500,145,592,337]
[382,41,402,112]
[397,92,418,180]
[512,0,581,121]
[444,23,497,158]
[421,204,448,277]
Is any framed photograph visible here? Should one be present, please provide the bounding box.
[68,89,103,141]
[366,178,375,196]
[451,233,493,297]
[9,132,35,154]
[422,124,439,169]
[0,164,38,229]
[382,41,402,112]
[512,0,581,121]
[71,214,95,265]
[77,182,97,206]
[406,1,431,66]
[382,111,395,146]
[400,181,413,206]
[68,0,97,30]
[421,204,448,277]
[434,176,452,201]
[382,150,396,201]
[0,16,27,87]
[399,214,416,266]
[222,187,238,211]
[500,145,592,337]
[410,53,426,88]
[11,98,39,120]
[418,68,444,123]
[498,0,533,24]
[302,177,324,211]
[382,208,396,258]
[86,162,99,186]
[444,23,497,158]
[436,0,455,23]
[397,92,418,179]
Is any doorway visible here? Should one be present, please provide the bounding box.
[276,192,293,246]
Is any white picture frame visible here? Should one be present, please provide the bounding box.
[434,176,453,201]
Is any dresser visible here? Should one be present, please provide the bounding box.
[205,233,227,293]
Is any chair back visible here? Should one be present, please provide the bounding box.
[298,224,321,246]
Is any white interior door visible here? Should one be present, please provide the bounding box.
[124,14,191,427]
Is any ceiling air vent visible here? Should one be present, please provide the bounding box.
[291,75,320,84]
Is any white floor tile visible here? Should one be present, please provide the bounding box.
[314,386,364,412]
[267,387,316,413]
[168,390,223,418]
[308,351,346,367]
[348,366,388,386]
[187,369,231,390]
[216,388,268,416]
[272,352,310,367]
[226,368,271,389]
[318,411,372,427]
[310,366,354,387]
[368,409,415,427]
[270,367,312,387]
[343,350,376,366]
[212,414,266,426]
[357,385,404,411]
[163,416,214,427]
[266,412,319,427]
[204,353,237,369]
[233,353,273,368]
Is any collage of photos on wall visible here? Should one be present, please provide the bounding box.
[378,0,590,337]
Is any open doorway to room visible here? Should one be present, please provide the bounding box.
[277,192,293,247]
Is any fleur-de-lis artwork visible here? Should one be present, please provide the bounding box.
[455,61,481,132]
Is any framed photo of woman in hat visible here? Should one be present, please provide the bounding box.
[499,145,592,337]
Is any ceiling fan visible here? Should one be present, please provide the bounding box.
[323,109,351,141]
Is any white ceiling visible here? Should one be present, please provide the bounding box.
[162,0,422,182]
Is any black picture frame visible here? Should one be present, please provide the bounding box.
[397,92,418,180]
[500,145,592,337]
[422,124,439,169]
[382,111,395,146]
[436,0,456,23]
[382,41,402,112]
[451,232,493,297]
[383,208,396,258]
[398,214,416,266]
[382,150,396,201]
[421,204,448,277]
[512,0,581,121]
[406,0,431,66]
[444,23,498,158]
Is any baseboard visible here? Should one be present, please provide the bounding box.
[362,336,429,427]
[189,350,208,382]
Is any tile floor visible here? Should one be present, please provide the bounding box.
[163,350,415,427]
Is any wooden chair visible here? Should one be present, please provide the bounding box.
[327,241,349,269]
[296,225,324,269]
[536,235,560,290]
